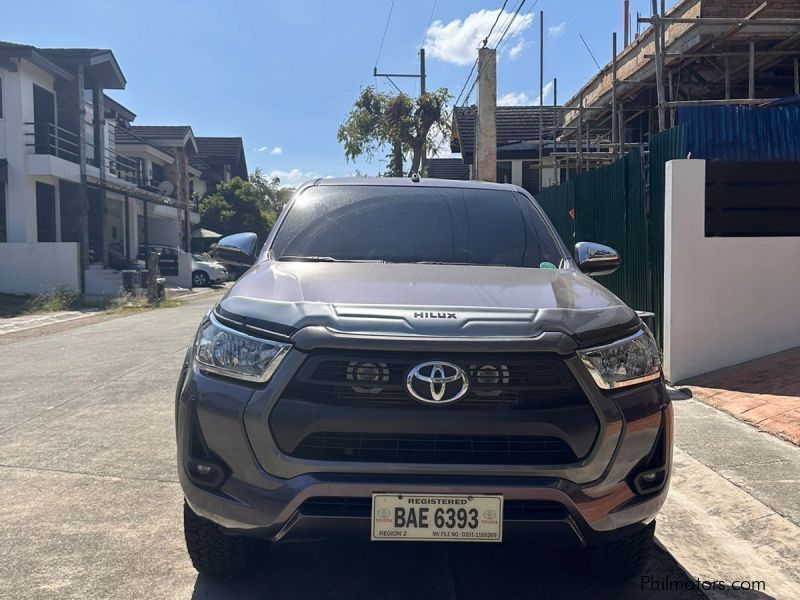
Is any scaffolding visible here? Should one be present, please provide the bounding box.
[537,0,800,177]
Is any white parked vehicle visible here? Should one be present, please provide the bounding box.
[191,253,228,287]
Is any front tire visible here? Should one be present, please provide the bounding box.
[192,270,210,287]
[183,501,264,577]
[588,521,655,581]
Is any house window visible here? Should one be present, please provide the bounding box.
[36,182,57,242]
[0,77,4,118]
[496,161,512,184]
[0,183,7,242]
[151,162,165,184]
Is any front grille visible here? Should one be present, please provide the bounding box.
[298,497,568,521]
[286,352,585,410]
[292,432,577,465]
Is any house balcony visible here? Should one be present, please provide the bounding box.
[105,149,177,199]
[23,121,82,183]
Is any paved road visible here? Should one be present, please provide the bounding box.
[0,295,773,599]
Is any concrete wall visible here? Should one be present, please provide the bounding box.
[0,242,80,294]
[0,60,58,243]
[663,160,800,382]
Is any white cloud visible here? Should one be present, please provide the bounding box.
[268,168,326,187]
[498,81,554,107]
[507,38,526,60]
[498,91,532,107]
[255,145,283,154]
[548,21,566,39]
[424,9,535,66]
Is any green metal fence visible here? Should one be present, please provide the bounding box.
[536,125,688,347]
[537,150,651,315]
[647,125,688,345]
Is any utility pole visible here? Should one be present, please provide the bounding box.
[652,0,666,131]
[419,48,426,95]
[538,10,544,191]
[612,32,618,156]
[373,49,427,175]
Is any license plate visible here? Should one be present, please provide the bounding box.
[371,494,503,542]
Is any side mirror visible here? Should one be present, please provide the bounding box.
[575,242,620,276]
[212,232,259,268]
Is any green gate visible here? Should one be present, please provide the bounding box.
[536,125,688,346]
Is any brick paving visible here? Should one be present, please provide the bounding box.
[686,347,800,445]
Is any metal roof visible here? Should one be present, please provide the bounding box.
[677,103,800,161]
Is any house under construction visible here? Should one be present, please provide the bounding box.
[555,0,800,172]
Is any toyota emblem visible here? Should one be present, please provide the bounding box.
[406,361,469,404]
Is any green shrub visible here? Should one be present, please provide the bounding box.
[26,288,80,312]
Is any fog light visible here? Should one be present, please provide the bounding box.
[633,468,667,495]
[469,364,509,397]
[187,459,226,488]
[347,361,389,394]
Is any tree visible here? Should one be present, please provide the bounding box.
[337,86,452,176]
[249,167,295,214]
[198,177,271,241]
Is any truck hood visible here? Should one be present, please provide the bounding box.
[217,261,639,342]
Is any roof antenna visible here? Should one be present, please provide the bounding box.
[409,171,421,182]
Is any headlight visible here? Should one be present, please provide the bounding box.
[578,329,661,389]
[194,315,290,382]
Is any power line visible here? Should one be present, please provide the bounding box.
[579,33,602,70]
[419,0,439,49]
[497,0,539,53]
[483,0,509,47]
[453,0,524,107]
[463,0,530,105]
[375,0,396,69]
[452,58,478,107]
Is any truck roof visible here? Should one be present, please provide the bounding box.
[307,176,523,193]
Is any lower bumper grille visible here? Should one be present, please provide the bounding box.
[299,497,569,521]
[292,432,577,465]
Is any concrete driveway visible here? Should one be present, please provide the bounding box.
[0,294,788,599]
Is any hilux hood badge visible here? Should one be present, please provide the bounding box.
[406,361,469,404]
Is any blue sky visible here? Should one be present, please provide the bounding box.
[3,0,663,186]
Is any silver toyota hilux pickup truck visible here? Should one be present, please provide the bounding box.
[176,177,671,580]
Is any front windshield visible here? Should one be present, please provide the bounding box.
[269,185,564,268]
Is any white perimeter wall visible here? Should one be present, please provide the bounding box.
[0,242,81,294]
[663,160,800,382]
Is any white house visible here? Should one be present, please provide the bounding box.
[0,41,196,295]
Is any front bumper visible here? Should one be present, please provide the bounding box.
[176,331,673,547]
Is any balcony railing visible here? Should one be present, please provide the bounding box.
[24,122,81,164]
[105,149,176,198]
[106,148,142,184]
